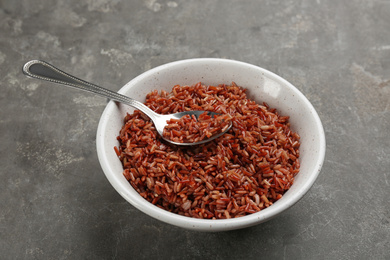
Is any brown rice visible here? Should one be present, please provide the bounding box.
[115,82,300,219]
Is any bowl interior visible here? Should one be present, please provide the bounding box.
[97,58,325,231]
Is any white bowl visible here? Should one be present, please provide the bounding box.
[96,58,326,232]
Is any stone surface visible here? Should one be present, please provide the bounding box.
[1,0,389,259]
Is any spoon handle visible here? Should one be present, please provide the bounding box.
[22,60,157,118]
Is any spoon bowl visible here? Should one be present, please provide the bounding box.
[22,60,232,146]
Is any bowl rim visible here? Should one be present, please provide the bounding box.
[96,58,326,231]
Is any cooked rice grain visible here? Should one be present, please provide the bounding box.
[116,82,300,219]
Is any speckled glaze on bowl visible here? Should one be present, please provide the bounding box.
[96,58,326,232]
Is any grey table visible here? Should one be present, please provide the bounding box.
[1,0,389,259]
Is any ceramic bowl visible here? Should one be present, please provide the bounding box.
[96,58,326,232]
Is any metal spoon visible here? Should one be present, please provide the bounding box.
[22,60,232,146]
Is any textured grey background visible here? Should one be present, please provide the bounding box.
[1,0,389,259]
